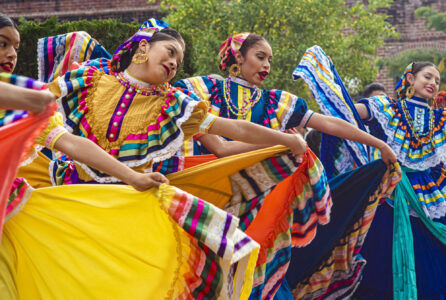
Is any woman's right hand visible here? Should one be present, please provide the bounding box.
[379,143,397,167]
[287,133,307,156]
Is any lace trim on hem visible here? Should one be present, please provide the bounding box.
[367,99,446,170]
[37,38,45,82]
[4,185,33,223]
[20,145,43,167]
[72,98,200,183]
[333,145,355,175]
[384,197,446,219]
[294,65,368,166]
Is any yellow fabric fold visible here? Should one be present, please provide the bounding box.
[16,152,52,188]
[0,184,180,300]
[167,145,289,208]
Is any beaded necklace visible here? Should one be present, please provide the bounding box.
[115,71,177,118]
[400,98,435,144]
[222,77,262,119]
[116,71,170,96]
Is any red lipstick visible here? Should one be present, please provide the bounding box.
[0,62,13,73]
[162,64,170,76]
[258,71,269,81]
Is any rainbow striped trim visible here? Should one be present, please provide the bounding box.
[4,178,34,222]
[158,185,259,299]
[292,46,370,176]
[292,164,401,299]
[38,32,112,83]
[53,62,206,183]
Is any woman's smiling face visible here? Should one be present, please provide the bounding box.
[409,65,441,100]
[0,26,20,73]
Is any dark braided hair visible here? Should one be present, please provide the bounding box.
[111,28,183,73]
[400,61,438,99]
[220,34,266,72]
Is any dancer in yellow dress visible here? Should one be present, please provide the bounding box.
[0,15,315,299]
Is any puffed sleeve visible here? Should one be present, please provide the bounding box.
[173,76,217,101]
[49,65,102,132]
[172,89,216,139]
[268,89,314,130]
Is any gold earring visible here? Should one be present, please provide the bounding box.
[229,64,241,77]
[132,53,148,64]
[406,86,415,99]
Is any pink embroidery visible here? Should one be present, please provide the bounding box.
[45,126,66,148]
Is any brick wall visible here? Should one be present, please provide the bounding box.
[3,0,446,94]
[376,0,446,96]
[3,0,163,23]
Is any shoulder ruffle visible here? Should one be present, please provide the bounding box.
[266,89,308,130]
[38,32,112,83]
[62,83,209,183]
[49,64,102,134]
[361,96,446,170]
[173,75,218,101]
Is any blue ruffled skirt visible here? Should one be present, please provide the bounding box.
[355,202,446,299]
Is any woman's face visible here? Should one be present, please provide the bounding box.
[135,39,184,85]
[236,40,272,86]
[408,65,440,100]
[0,26,20,73]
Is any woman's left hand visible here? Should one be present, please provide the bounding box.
[130,172,169,191]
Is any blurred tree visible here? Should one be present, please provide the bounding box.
[376,7,446,92]
[377,49,446,84]
[15,18,139,79]
[152,0,398,108]
[415,6,446,33]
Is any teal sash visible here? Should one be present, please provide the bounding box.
[393,167,446,299]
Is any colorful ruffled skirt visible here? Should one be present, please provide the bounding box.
[355,165,446,299]
[154,150,401,300]
[0,110,261,299]
[1,179,260,299]
[20,145,334,300]
[276,160,400,299]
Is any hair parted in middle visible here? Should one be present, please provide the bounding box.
[111,19,183,73]
[218,33,266,72]
[395,61,438,101]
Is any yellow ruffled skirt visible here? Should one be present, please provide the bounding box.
[0,183,259,300]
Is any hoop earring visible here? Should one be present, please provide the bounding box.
[132,53,149,64]
[229,64,241,77]
[406,86,415,99]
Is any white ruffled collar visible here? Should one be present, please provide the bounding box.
[123,70,153,88]
[228,76,258,89]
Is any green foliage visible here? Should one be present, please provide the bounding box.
[382,8,446,92]
[152,0,397,108]
[415,6,446,33]
[15,17,140,78]
[377,48,446,91]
